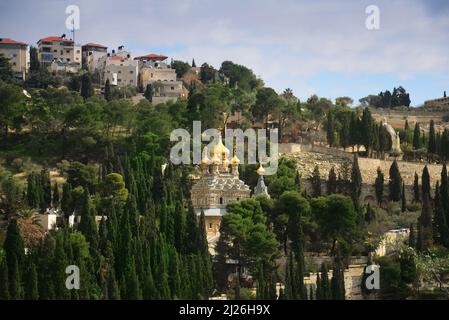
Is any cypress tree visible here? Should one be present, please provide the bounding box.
[388,160,402,201]
[61,182,73,218]
[327,166,337,195]
[4,219,25,275]
[326,110,335,147]
[40,168,52,210]
[374,167,384,205]
[441,164,449,232]
[331,257,345,300]
[413,172,420,203]
[78,188,99,255]
[168,249,182,299]
[409,223,416,248]
[80,73,94,99]
[318,263,331,300]
[0,259,9,300]
[413,122,421,150]
[104,79,112,101]
[106,266,120,300]
[428,120,436,154]
[418,194,433,251]
[311,165,321,197]
[401,182,406,212]
[361,108,374,156]
[8,255,22,299]
[144,84,153,102]
[422,166,431,200]
[434,182,449,247]
[365,203,376,224]
[52,182,59,208]
[24,263,38,300]
[173,202,186,253]
[351,155,362,203]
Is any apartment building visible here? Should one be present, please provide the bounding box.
[135,53,184,100]
[98,49,138,87]
[82,42,107,73]
[0,38,30,80]
[37,36,81,73]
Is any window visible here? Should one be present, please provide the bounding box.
[118,70,121,74]
[76,50,80,53]
[13,54,17,57]
[60,50,63,55]
[209,223,213,229]
[117,79,122,82]
[237,197,239,201]
[171,86,174,90]
[130,80,133,83]
[13,62,16,66]
[53,49,57,52]
[219,197,223,204]
[67,58,70,62]
[66,50,70,53]
[130,70,133,74]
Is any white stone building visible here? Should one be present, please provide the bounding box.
[0,38,30,80]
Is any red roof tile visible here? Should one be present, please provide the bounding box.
[110,56,126,61]
[0,38,27,46]
[38,36,73,43]
[83,42,107,49]
[134,53,168,61]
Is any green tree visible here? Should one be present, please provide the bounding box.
[327,166,337,195]
[388,160,402,202]
[413,172,420,203]
[413,122,421,150]
[80,73,94,99]
[311,165,322,197]
[374,167,384,204]
[326,110,335,147]
[104,79,112,101]
[351,155,362,203]
[428,120,436,154]
[144,83,153,102]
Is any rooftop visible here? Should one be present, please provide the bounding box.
[0,38,27,46]
[134,53,168,61]
[83,42,107,49]
[38,36,73,43]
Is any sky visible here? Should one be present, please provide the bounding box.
[1,0,449,106]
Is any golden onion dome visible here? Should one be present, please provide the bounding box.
[230,151,240,165]
[212,135,230,161]
[211,149,221,164]
[256,163,265,175]
[200,147,211,165]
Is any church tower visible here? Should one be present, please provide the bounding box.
[190,137,251,252]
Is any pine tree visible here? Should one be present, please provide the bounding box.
[4,219,25,275]
[428,120,436,154]
[311,165,321,197]
[375,167,384,204]
[388,160,402,201]
[413,172,420,203]
[78,189,99,255]
[327,166,337,195]
[40,168,52,210]
[192,58,196,68]
[351,155,362,203]
[441,164,449,235]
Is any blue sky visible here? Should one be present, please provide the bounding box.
[1,0,449,106]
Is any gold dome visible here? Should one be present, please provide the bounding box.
[211,149,221,164]
[212,135,230,161]
[230,153,240,165]
[256,163,265,175]
[200,147,211,165]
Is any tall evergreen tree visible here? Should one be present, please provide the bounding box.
[434,182,449,247]
[401,182,406,212]
[428,120,436,154]
[422,166,431,200]
[418,194,433,251]
[326,110,335,147]
[104,79,112,101]
[413,122,421,150]
[0,259,9,300]
[24,263,39,300]
[331,257,345,300]
[388,160,402,201]
[80,73,94,99]
[327,166,337,195]
[413,172,420,203]
[351,155,362,203]
[374,167,384,205]
[311,165,321,197]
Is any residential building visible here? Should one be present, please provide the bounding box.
[0,38,30,80]
[135,53,184,103]
[82,42,108,73]
[98,48,138,87]
[37,36,81,73]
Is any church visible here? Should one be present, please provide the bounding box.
[190,134,269,253]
